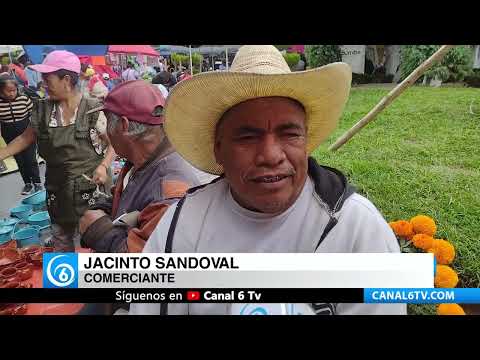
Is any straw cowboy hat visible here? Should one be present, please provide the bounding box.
[164,45,352,175]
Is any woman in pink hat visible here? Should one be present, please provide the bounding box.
[0,50,116,252]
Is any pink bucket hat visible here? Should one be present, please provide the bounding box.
[29,50,81,74]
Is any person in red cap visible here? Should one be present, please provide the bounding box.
[0,50,116,252]
[78,80,200,255]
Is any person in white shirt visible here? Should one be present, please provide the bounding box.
[129,45,406,316]
[157,61,165,72]
[121,63,139,82]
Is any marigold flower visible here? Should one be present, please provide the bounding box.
[437,303,465,315]
[434,265,459,288]
[427,239,455,265]
[411,234,434,250]
[410,215,436,236]
[389,220,414,240]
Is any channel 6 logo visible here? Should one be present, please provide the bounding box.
[43,253,78,288]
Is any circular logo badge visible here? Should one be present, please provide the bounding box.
[46,254,76,288]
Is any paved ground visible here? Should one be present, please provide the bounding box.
[0,163,46,219]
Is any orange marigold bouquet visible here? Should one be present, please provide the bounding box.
[389,214,465,315]
[428,239,455,265]
[410,215,437,236]
[436,303,465,315]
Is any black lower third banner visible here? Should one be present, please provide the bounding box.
[0,288,364,303]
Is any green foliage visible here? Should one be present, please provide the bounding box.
[465,69,480,87]
[283,52,300,68]
[171,52,202,72]
[400,46,474,82]
[305,45,342,68]
[191,52,203,66]
[443,46,475,81]
[171,52,189,67]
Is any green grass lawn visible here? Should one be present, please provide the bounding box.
[312,86,480,315]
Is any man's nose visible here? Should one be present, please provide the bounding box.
[255,134,286,167]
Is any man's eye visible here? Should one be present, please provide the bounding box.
[283,133,301,138]
[236,135,257,141]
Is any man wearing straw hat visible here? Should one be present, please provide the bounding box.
[130,45,405,315]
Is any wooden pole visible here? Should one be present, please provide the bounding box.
[329,45,455,152]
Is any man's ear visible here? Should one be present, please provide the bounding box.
[121,116,130,134]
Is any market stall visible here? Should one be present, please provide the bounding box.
[78,55,119,80]
[0,189,96,315]
[107,45,161,77]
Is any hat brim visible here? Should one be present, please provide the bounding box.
[164,62,352,175]
[28,64,61,73]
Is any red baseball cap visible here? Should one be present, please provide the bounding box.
[87,80,166,125]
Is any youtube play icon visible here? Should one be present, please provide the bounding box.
[187,291,201,301]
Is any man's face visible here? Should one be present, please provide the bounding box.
[214,97,308,215]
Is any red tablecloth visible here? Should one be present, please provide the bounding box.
[23,247,91,315]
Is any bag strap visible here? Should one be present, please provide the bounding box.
[164,196,186,253]
[315,217,338,251]
[160,196,187,315]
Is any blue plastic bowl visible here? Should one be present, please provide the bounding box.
[13,226,41,247]
[22,190,47,211]
[22,190,47,206]
[10,204,33,220]
[27,211,51,227]
[0,218,20,227]
[0,225,14,243]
